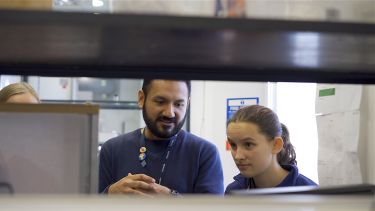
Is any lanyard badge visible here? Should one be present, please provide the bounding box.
[139,146,147,167]
[138,128,177,184]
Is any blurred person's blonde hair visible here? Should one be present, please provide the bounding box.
[0,82,40,103]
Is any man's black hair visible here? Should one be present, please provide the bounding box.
[141,79,191,96]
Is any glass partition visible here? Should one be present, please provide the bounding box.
[1,75,374,191]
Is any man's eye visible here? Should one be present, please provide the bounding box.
[175,103,185,107]
[155,100,163,104]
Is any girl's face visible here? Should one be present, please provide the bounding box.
[227,122,276,178]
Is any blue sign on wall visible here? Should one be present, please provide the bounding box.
[226,97,259,123]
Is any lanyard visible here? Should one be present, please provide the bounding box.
[139,128,177,185]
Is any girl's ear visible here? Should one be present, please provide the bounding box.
[272,137,284,154]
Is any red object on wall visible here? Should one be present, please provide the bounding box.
[227,0,246,17]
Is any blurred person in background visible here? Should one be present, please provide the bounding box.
[0,82,39,103]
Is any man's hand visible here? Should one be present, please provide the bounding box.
[108,173,157,197]
[149,182,171,195]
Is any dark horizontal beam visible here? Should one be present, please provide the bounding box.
[0,10,374,84]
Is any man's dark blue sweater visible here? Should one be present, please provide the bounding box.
[99,129,224,194]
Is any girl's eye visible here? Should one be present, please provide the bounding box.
[245,142,254,148]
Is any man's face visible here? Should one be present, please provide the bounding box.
[138,80,189,139]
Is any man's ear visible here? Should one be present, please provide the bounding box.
[138,90,145,109]
[272,137,284,154]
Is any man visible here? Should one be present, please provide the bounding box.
[99,79,224,195]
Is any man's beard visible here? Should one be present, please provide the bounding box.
[142,105,186,139]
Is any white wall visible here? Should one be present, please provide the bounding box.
[276,82,319,184]
[190,80,268,187]
[35,77,73,100]
[314,84,374,185]
[111,0,216,16]
[245,0,375,23]
[0,75,22,89]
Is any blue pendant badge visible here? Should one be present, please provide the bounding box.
[139,152,146,161]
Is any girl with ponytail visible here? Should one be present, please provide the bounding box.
[225,105,316,193]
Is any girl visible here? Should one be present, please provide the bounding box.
[225,105,316,193]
